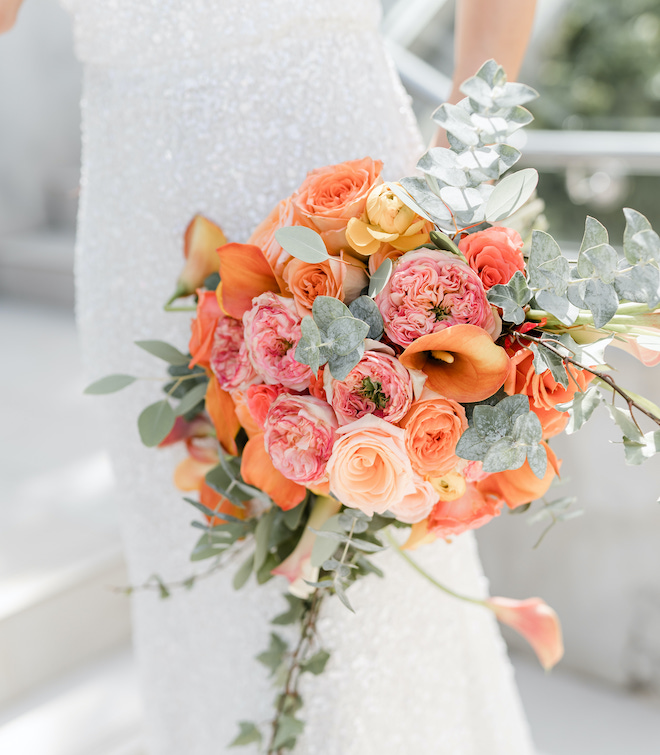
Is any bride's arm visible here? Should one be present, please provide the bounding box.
[432,0,537,146]
[0,0,24,33]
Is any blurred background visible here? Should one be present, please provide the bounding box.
[1,0,660,753]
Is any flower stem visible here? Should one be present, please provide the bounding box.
[384,530,486,607]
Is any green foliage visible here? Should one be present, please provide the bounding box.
[83,374,137,395]
[257,633,289,676]
[528,496,584,549]
[487,271,533,324]
[368,257,393,297]
[349,295,384,339]
[135,339,190,365]
[138,400,176,447]
[456,395,548,479]
[271,595,306,626]
[229,721,263,748]
[274,226,329,263]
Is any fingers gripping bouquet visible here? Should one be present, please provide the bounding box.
[88,62,660,752]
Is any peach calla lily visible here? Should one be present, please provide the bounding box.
[477,442,560,509]
[216,243,281,319]
[486,596,564,671]
[167,215,227,305]
[174,455,217,492]
[399,325,510,403]
[205,375,241,456]
[240,433,307,511]
[271,495,342,596]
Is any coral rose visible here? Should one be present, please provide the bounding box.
[346,182,432,257]
[387,475,439,524]
[326,415,416,516]
[293,157,383,252]
[264,395,338,487]
[325,349,415,425]
[427,483,503,538]
[400,388,467,476]
[189,290,222,370]
[283,251,367,317]
[245,384,289,431]
[505,346,594,412]
[209,314,258,391]
[375,249,499,348]
[459,226,525,290]
[243,292,313,391]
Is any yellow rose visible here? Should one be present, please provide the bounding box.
[346,183,431,257]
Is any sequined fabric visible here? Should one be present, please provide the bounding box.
[68,1,534,752]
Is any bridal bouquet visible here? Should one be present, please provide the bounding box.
[88,62,660,753]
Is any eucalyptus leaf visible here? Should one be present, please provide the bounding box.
[623,431,660,465]
[526,443,548,480]
[257,632,288,676]
[327,345,364,381]
[310,514,344,568]
[579,216,609,254]
[233,554,254,590]
[485,168,538,223]
[607,405,644,442]
[84,374,137,395]
[473,404,509,443]
[229,722,262,748]
[430,230,461,256]
[349,295,384,339]
[398,177,454,226]
[614,264,660,308]
[561,387,603,434]
[582,278,619,328]
[138,400,176,447]
[333,578,355,613]
[254,508,275,571]
[387,180,434,223]
[368,258,393,298]
[577,243,619,282]
[455,427,492,461]
[432,102,479,147]
[271,594,305,625]
[497,394,532,424]
[623,208,653,254]
[175,381,208,416]
[135,340,189,366]
[482,439,526,474]
[274,226,328,263]
[533,290,578,326]
[625,229,660,265]
[326,317,369,356]
[312,296,352,331]
[417,148,467,187]
[512,411,543,445]
[272,715,304,750]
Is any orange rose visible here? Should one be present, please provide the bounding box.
[400,389,467,476]
[283,251,368,317]
[504,346,594,413]
[248,196,302,287]
[477,442,560,509]
[293,157,383,252]
[534,405,569,440]
[189,290,222,370]
[427,483,503,538]
[459,226,525,290]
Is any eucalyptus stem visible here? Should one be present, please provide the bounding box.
[384,530,485,606]
[527,302,653,328]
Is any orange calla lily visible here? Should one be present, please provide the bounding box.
[174,455,218,492]
[477,442,560,509]
[205,375,241,456]
[189,290,222,370]
[167,215,227,304]
[486,596,564,671]
[216,243,281,319]
[399,325,510,403]
[200,482,246,527]
[402,519,438,550]
[241,433,306,511]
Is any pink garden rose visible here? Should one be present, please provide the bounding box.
[209,314,258,391]
[325,349,415,425]
[264,394,339,487]
[243,292,313,391]
[326,414,417,516]
[375,249,500,347]
[387,475,439,524]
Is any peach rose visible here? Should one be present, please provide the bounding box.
[427,483,503,538]
[388,475,439,524]
[293,157,383,252]
[459,226,525,290]
[400,388,467,476]
[368,244,406,276]
[346,182,432,257]
[505,346,594,413]
[247,195,301,285]
[326,414,416,516]
[283,251,367,317]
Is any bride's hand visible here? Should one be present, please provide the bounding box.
[0,0,25,33]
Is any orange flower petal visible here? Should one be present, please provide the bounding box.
[200,482,246,527]
[399,324,510,402]
[173,456,217,492]
[216,243,281,319]
[487,596,564,670]
[241,434,306,511]
[177,215,227,295]
[402,519,438,550]
[205,375,240,456]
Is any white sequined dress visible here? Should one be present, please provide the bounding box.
[65,1,535,752]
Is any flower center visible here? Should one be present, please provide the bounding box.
[358,377,390,410]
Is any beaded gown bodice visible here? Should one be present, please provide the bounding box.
[66,1,535,752]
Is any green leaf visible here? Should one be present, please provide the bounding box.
[327,345,364,381]
[271,594,306,626]
[326,317,369,357]
[528,231,568,293]
[175,381,208,416]
[417,147,467,187]
[497,394,531,424]
[294,336,321,374]
[84,374,137,395]
[272,714,305,750]
[430,230,461,256]
[455,426,491,461]
[512,411,543,445]
[623,208,653,258]
[432,102,479,147]
[533,290,578,326]
[274,226,329,263]
[482,438,527,473]
[614,264,660,309]
[312,296,352,331]
[333,578,355,613]
[582,278,619,329]
[300,315,322,346]
[487,271,532,324]
[233,554,254,590]
[301,649,330,676]
[135,340,189,366]
[310,514,344,568]
[472,404,509,442]
[138,400,176,447]
[485,168,538,223]
[606,405,644,442]
[579,216,609,254]
[368,258,393,298]
[229,721,263,748]
[386,180,434,224]
[623,431,660,465]
[256,632,288,676]
[529,342,569,389]
[577,243,618,283]
[398,177,453,225]
[282,501,306,531]
[559,386,602,434]
[526,442,548,480]
[625,229,660,265]
[205,464,250,506]
[349,295,384,339]
[254,508,275,571]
